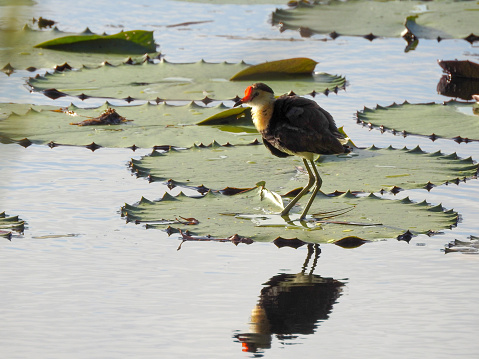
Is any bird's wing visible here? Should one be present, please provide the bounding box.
[262,137,291,158]
[270,96,345,155]
[282,96,340,135]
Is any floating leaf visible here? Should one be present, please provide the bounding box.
[0,26,159,70]
[130,142,478,194]
[28,60,346,102]
[0,211,25,240]
[196,106,252,126]
[34,29,156,54]
[272,0,479,41]
[122,187,458,243]
[357,101,479,142]
[230,57,318,81]
[0,102,258,147]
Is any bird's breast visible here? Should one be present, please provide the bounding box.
[251,104,274,133]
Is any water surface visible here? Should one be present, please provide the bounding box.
[1,1,478,358]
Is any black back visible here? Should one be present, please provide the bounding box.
[262,95,345,157]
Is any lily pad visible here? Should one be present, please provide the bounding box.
[121,186,458,243]
[27,59,346,102]
[272,0,479,40]
[34,29,157,54]
[0,211,25,240]
[0,26,159,70]
[0,102,55,120]
[357,101,479,142]
[130,142,478,194]
[0,102,259,148]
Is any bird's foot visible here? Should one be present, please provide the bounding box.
[279,211,313,224]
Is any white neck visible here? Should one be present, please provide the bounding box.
[249,93,275,133]
[251,102,274,133]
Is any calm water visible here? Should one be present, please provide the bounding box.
[1,1,478,358]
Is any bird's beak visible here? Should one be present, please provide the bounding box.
[233,98,243,107]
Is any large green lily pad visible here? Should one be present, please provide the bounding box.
[27,59,346,102]
[357,101,479,142]
[121,187,458,243]
[0,102,258,147]
[0,26,159,71]
[272,0,479,40]
[130,142,477,194]
[0,102,55,120]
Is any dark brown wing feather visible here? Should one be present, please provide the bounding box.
[264,95,345,156]
[262,137,291,158]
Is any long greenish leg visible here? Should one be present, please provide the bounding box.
[280,159,315,217]
[299,160,323,220]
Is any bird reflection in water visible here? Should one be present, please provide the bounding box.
[234,244,345,355]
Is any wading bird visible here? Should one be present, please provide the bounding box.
[234,83,348,220]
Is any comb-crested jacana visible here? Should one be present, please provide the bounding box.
[234,82,347,220]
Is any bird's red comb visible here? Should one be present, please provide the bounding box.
[243,86,253,100]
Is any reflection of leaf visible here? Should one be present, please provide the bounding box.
[444,236,479,254]
[437,75,479,101]
[28,60,346,102]
[121,187,458,243]
[34,29,157,54]
[130,142,478,194]
[357,101,479,142]
[438,60,479,80]
[333,236,369,249]
[230,58,318,81]
[273,0,479,40]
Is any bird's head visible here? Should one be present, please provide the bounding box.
[234,83,275,108]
